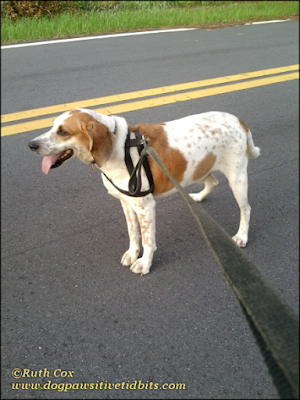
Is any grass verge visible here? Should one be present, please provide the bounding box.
[1,1,299,45]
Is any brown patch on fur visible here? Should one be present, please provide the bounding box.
[61,110,114,166]
[239,118,249,133]
[128,123,187,195]
[193,153,216,181]
[89,122,114,166]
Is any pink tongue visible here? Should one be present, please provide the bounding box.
[41,153,63,175]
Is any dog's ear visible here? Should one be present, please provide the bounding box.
[85,120,114,167]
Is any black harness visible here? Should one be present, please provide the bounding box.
[93,130,154,197]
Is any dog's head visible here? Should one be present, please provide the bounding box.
[28,109,115,174]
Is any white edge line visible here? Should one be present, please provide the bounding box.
[1,19,293,49]
[245,19,291,25]
[1,28,196,49]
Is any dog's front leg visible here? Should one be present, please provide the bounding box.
[130,196,157,276]
[120,199,140,267]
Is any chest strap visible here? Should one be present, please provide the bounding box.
[100,130,154,197]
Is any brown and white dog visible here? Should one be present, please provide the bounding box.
[28,108,260,275]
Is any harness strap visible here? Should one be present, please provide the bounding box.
[99,130,154,198]
[125,131,154,197]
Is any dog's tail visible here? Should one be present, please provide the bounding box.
[246,129,261,159]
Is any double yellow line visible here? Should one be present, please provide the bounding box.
[1,64,298,137]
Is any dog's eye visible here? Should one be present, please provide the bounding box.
[57,129,69,137]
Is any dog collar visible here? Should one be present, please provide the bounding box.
[90,160,96,172]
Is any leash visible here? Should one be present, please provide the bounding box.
[140,143,299,400]
[93,130,299,398]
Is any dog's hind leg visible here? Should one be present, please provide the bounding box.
[226,162,251,248]
[190,174,219,202]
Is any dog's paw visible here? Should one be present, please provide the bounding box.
[232,235,247,248]
[121,249,139,267]
[130,260,150,276]
[189,193,203,202]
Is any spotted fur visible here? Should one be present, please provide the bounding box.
[29,108,260,275]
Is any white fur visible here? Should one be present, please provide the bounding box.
[29,109,260,275]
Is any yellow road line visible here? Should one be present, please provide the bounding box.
[1,64,298,124]
[2,71,298,137]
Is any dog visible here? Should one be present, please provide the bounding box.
[28,108,260,275]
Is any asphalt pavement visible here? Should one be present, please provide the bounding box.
[1,21,299,399]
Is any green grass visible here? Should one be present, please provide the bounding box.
[1,1,299,44]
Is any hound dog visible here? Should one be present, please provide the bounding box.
[28,108,260,275]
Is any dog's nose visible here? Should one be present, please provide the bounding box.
[28,141,39,151]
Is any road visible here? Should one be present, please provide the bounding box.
[1,21,299,399]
